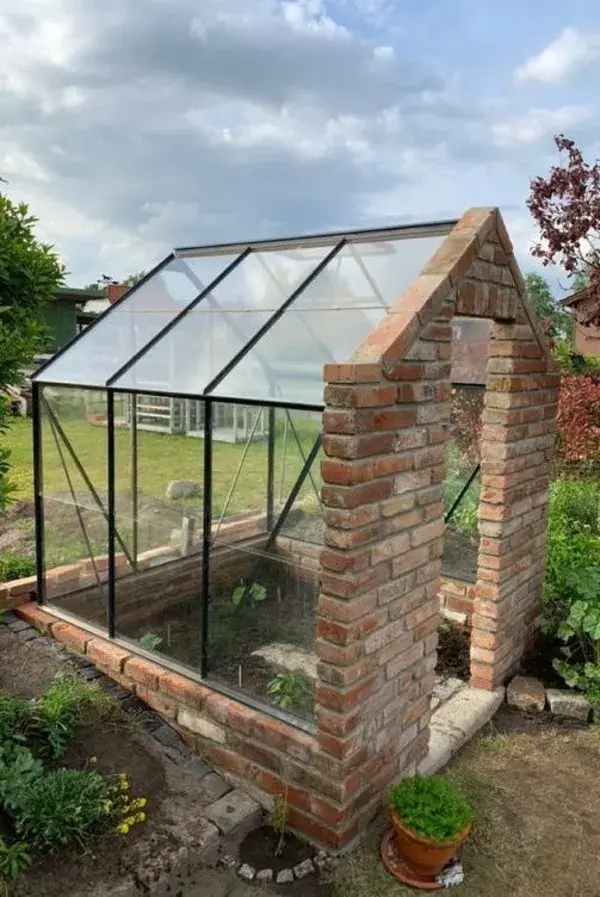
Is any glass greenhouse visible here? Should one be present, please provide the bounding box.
[32,220,486,727]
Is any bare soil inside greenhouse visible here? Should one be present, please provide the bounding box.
[435,621,470,681]
[122,556,318,720]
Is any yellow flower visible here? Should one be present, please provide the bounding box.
[135,812,147,824]
[116,823,130,835]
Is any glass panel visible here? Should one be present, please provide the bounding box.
[207,405,322,722]
[41,386,110,631]
[112,247,328,395]
[452,317,492,385]
[36,255,238,387]
[212,236,445,405]
[115,393,203,665]
[442,384,485,583]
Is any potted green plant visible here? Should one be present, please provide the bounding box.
[386,776,473,885]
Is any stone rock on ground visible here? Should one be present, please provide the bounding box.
[276,869,294,884]
[294,858,315,879]
[167,480,200,500]
[250,642,318,680]
[547,689,591,722]
[256,868,274,883]
[205,789,262,836]
[237,864,255,882]
[507,676,546,713]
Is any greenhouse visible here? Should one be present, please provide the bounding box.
[31,207,558,847]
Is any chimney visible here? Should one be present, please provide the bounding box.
[106,283,129,304]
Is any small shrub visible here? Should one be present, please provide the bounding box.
[553,566,600,700]
[31,676,114,759]
[389,776,473,844]
[0,552,34,584]
[267,673,313,714]
[557,375,600,464]
[11,768,117,852]
[0,696,30,748]
[543,478,600,637]
[0,745,44,814]
[0,837,32,894]
[269,790,288,858]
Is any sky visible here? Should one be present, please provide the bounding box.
[1,0,599,291]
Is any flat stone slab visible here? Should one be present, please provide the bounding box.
[433,677,465,705]
[205,789,262,836]
[419,685,504,776]
[251,642,318,680]
[276,869,294,884]
[507,676,546,713]
[200,772,232,802]
[547,689,591,722]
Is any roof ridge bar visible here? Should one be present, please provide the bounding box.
[204,238,346,395]
[175,219,457,257]
[106,247,252,387]
[33,253,176,383]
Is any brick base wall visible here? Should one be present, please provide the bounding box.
[14,601,371,849]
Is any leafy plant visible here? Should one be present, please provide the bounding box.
[557,376,600,464]
[267,673,313,714]
[553,566,600,700]
[0,696,30,748]
[11,768,118,852]
[138,632,163,651]
[0,837,32,896]
[389,776,473,844]
[0,551,34,584]
[270,789,288,858]
[232,581,267,608]
[30,676,113,759]
[0,745,44,813]
[543,478,600,637]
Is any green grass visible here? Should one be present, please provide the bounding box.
[4,416,322,519]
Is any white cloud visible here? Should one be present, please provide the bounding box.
[514,27,600,84]
[491,105,594,146]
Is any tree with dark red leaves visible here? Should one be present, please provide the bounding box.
[528,135,600,327]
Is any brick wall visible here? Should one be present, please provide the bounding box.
[439,576,476,625]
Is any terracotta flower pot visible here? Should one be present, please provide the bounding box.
[391,812,471,882]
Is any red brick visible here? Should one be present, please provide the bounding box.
[136,685,177,719]
[320,548,370,574]
[15,602,56,633]
[324,363,381,384]
[315,639,361,666]
[410,520,445,548]
[316,675,379,713]
[159,672,211,709]
[87,639,130,672]
[323,384,396,408]
[124,656,164,690]
[372,409,417,431]
[374,455,414,477]
[321,459,373,486]
[322,479,393,510]
[205,744,251,778]
[319,592,378,623]
[52,622,91,654]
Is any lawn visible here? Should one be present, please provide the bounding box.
[6,415,323,520]
[332,719,600,897]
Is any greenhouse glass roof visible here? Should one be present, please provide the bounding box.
[34,221,456,408]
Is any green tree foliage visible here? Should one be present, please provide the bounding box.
[524,272,573,341]
[0,192,65,509]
